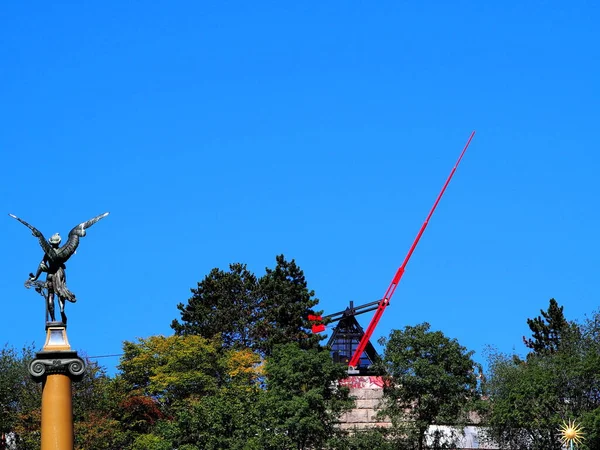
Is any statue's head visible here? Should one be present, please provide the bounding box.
[49,233,61,246]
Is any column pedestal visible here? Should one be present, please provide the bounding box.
[29,323,85,450]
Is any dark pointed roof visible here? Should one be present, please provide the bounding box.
[327,306,380,375]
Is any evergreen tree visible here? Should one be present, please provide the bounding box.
[523,298,573,355]
[254,255,323,355]
[171,263,259,350]
[171,255,323,355]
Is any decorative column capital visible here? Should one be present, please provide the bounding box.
[29,351,86,382]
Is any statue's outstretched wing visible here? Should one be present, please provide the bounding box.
[58,212,110,259]
[8,214,56,258]
[69,212,110,236]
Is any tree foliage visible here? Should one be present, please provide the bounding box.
[117,334,264,449]
[167,384,262,450]
[171,255,322,356]
[73,361,129,450]
[325,428,393,450]
[485,303,600,450]
[523,298,576,356]
[484,352,565,449]
[254,255,322,355]
[0,346,26,437]
[119,334,223,404]
[258,343,353,450]
[0,345,40,450]
[171,263,259,349]
[377,323,478,450]
[0,346,130,450]
[167,348,263,450]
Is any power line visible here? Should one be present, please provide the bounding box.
[86,353,123,359]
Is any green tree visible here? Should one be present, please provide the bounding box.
[171,263,259,349]
[1,346,123,450]
[118,334,264,449]
[483,307,600,450]
[523,298,575,356]
[73,361,128,450]
[484,351,565,449]
[168,384,262,450]
[171,255,323,356]
[325,428,393,450]
[377,323,477,450]
[255,255,323,355]
[0,345,40,450]
[130,433,172,450]
[257,342,353,450]
[0,346,24,440]
[119,335,223,405]
[166,348,263,450]
[581,407,600,450]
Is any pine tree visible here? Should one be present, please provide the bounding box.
[253,255,323,356]
[523,298,571,355]
[171,255,323,355]
[171,263,259,350]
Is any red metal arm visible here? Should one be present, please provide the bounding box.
[348,131,476,369]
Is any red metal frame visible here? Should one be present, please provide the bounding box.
[347,131,476,369]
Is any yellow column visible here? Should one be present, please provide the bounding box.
[30,324,85,450]
[41,375,74,450]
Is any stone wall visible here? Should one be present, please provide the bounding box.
[337,376,499,449]
[338,376,390,430]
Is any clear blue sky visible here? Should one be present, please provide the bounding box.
[1,1,598,375]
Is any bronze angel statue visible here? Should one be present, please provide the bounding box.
[9,212,109,324]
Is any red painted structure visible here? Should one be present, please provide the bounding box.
[347,131,475,368]
[309,132,476,370]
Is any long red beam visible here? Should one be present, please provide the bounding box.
[348,131,476,369]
